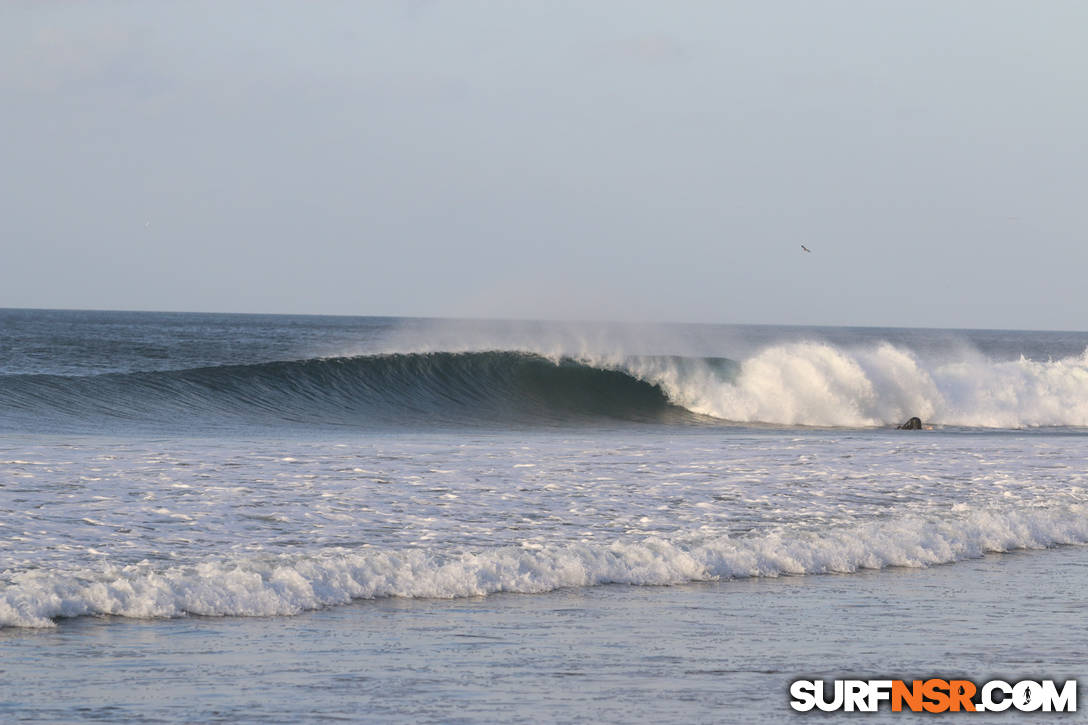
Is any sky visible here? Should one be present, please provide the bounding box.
[2,1,1086,329]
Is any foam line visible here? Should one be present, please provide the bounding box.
[3,504,1084,628]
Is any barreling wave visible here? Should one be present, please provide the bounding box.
[3,343,1088,431]
[0,352,701,431]
[3,502,1086,628]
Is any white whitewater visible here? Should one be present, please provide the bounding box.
[611,342,1088,428]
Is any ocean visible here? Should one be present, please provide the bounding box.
[1,309,1086,722]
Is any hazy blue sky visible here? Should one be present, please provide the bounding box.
[3,1,1086,328]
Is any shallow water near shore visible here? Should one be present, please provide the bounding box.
[2,545,1085,723]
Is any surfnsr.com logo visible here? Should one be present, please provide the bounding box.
[790,679,1077,713]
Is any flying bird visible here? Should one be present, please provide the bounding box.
[800,244,812,253]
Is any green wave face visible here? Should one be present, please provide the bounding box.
[0,352,713,433]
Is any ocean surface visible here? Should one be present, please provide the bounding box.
[2,309,1087,722]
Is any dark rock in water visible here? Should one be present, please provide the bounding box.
[897,416,923,430]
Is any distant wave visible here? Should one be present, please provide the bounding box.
[3,343,1088,431]
[3,502,1085,627]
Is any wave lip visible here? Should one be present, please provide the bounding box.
[3,504,1085,628]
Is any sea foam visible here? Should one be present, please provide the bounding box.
[613,343,1088,428]
[3,503,1084,628]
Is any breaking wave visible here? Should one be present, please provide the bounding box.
[3,503,1085,628]
[0,352,697,430]
[3,343,1088,431]
[629,342,1088,428]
